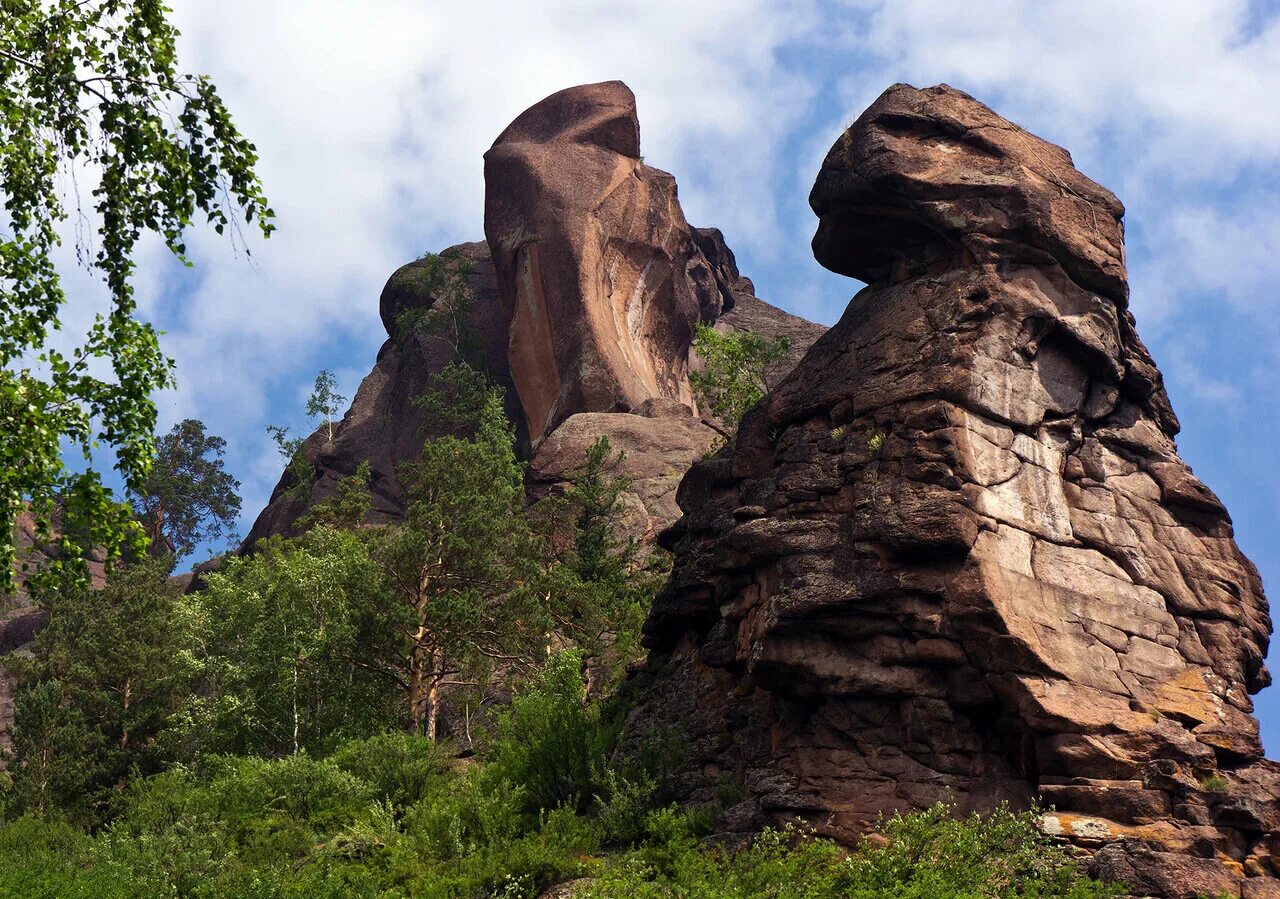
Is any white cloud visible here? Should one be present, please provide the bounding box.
[837,0,1280,182]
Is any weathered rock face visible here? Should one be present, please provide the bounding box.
[245,83,823,554]
[626,84,1278,897]
[244,241,520,545]
[484,81,726,444]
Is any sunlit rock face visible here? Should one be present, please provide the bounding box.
[484,80,725,444]
[246,82,822,553]
[625,83,1279,898]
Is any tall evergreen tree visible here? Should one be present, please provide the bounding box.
[5,560,198,822]
[130,419,241,560]
[362,364,548,740]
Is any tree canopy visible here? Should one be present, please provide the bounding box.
[1,0,272,591]
[689,323,790,432]
[130,418,241,560]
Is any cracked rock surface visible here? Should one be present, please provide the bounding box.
[623,83,1277,898]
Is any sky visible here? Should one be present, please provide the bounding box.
[84,1,1280,748]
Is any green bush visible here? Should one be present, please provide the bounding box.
[584,802,1122,899]
[0,652,1126,898]
[488,651,609,816]
[332,732,453,811]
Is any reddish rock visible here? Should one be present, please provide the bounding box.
[623,83,1278,897]
[247,84,822,551]
[526,399,720,551]
[244,242,519,545]
[485,81,724,443]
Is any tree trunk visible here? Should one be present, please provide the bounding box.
[407,640,426,735]
[424,647,444,742]
[119,678,132,750]
[292,660,300,755]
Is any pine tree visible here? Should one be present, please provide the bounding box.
[5,560,197,822]
[131,419,241,560]
[362,364,548,739]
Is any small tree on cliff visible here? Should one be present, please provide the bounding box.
[306,369,346,445]
[396,250,483,367]
[361,364,547,739]
[131,419,241,560]
[689,323,791,431]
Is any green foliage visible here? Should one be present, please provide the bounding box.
[330,732,453,812]
[0,679,100,823]
[531,436,658,689]
[412,360,494,433]
[363,364,549,738]
[264,370,348,505]
[189,525,398,756]
[306,369,346,445]
[586,802,1122,899]
[5,559,197,823]
[0,655,1122,898]
[688,323,790,430]
[396,250,482,367]
[488,651,607,817]
[1198,774,1229,793]
[131,418,241,559]
[297,460,374,531]
[1,0,272,592]
[842,802,1121,898]
[265,424,316,501]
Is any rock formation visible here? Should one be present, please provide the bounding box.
[625,84,1279,899]
[485,81,712,444]
[246,82,823,552]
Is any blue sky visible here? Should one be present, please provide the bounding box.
[94,1,1279,748]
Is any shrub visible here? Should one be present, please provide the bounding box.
[488,651,608,816]
[583,802,1122,899]
[1198,774,1229,793]
[331,732,453,811]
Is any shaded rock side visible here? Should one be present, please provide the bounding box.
[624,83,1277,898]
[243,241,520,546]
[244,247,819,552]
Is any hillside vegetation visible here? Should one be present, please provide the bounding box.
[0,362,1121,898]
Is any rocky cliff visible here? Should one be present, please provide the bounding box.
[245,81,824,551]
[624,84,1279,899]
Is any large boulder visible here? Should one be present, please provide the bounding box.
[623,84,1278,897]
[484,81,724,444]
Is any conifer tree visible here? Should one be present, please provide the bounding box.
[131,419,241,560]
[361,364,548,739]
